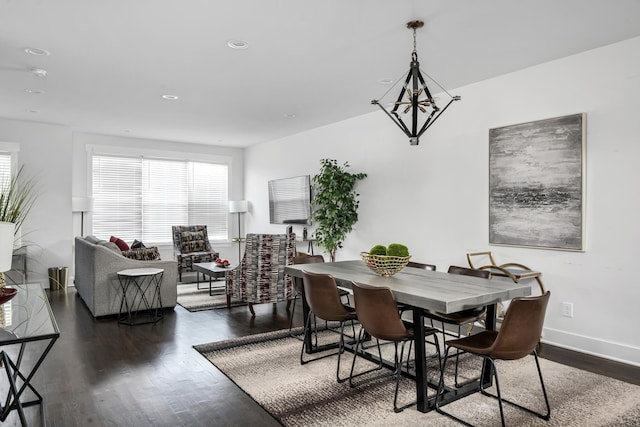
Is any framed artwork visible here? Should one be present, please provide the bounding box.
[489,113,586,251]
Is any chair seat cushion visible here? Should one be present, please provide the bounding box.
[424,306,486,325]
[447,330,498,355]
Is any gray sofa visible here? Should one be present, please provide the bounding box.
[74,236,178,317]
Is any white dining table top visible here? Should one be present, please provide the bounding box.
[285,260,531,314]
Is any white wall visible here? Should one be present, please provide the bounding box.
[0,118,73,288]
[245,36,640,366]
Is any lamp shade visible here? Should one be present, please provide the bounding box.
[0,222,15,272]
[229,200,249,213]
[72,197,94,212]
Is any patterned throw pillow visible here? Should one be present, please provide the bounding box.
[122,247,161,261]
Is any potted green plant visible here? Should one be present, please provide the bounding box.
[0,166,38,287]
[311,159,366,262]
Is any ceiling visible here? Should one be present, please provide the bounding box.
[1,0,640,148]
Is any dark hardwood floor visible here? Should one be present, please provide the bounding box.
[3,281,639,426]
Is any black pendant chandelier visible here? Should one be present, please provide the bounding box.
[372,20,461,146]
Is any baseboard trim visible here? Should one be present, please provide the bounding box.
[542,326,640,368]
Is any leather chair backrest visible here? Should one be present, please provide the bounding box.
[292,255,325,292]
[448,265,491,279]
[352,282,411,342]
[490,291,551,360]
[302,271,352,322]
[293,254,325,265]
[407,261,436,271]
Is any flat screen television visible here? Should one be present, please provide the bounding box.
[268,175,312,225]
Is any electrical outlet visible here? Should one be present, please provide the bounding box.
[561,302,573,318]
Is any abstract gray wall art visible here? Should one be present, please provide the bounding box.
[489,113,585,250]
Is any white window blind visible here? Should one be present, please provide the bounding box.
[92,154,229,244]
[0,153,11,189]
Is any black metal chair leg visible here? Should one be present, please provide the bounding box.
[480,351,551,422]
[335,320,354,383]
[348,329,384,387]
[288,293,300,339]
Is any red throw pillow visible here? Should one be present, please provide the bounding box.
[109,236,130,251]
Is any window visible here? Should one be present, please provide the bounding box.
[92,154,229,244]
[0,153,11,189]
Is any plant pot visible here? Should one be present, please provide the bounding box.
[0,222,15,271]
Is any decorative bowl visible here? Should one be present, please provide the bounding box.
[0,287,18,304]
[360,252,411,277]
[215,263,229,268]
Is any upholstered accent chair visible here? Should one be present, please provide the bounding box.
[225,233,296,316]
[171,225,218,281]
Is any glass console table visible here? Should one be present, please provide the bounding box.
[0,284,60,425]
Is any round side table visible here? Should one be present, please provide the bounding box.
[117,268,164,325]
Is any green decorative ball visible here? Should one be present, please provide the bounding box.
[369,244,387,255]
[387,243,409,257]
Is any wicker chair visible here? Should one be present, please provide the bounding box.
[225,233,296,316]
[171,225,218,282]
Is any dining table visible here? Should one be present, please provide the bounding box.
[284,260,532,413]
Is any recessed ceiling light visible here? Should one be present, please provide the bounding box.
[378,78,394,85]
[227,39,249,49]
[162,94,179,100]
[283,113,296,118]
[31,68,48,78]
[24,88,45,94]
[24,47,50,56]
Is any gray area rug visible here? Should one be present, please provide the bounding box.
[195,329,640,426]
[176,282,244,312]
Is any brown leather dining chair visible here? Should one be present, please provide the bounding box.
[424,265,490,386]
[436,291,551,427]
[289,254,325,340]
[349,282,441,413]
[425,266,490,337]
[289,254,352,341]
[399,261,436,311]
[299,271,357,383]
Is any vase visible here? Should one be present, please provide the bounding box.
[0,222,15,288]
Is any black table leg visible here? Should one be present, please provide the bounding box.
[299,277,315,354]
[481,303,497,386]
[413,309,429,412]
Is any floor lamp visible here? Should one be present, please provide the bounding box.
[72,197,93,237]
[229,200,248,262]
